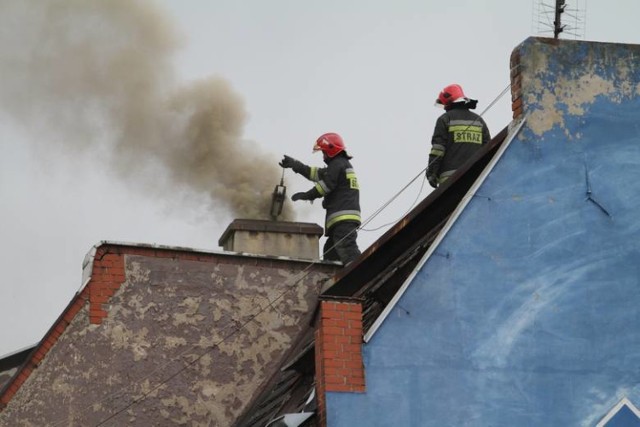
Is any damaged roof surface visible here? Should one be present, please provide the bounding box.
[0,245,338,426]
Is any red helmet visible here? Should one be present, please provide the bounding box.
[436,83,467,107]
[313,132,346,158]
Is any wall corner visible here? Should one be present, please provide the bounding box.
[314,296,365,426]
[88,248,126,325]
[510,46,523,119]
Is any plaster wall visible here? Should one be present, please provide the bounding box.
[0,249,335,426]
[327,38,640,426]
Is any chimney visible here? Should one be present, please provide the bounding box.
[314,296,366,427]
[218,219,324,260]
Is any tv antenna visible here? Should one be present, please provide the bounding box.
[532,0,587,39]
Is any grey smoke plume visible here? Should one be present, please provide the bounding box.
[0,0,292,221]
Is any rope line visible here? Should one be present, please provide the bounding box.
[360,82,511,233]
[43,82,512,427]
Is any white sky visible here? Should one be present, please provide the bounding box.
[1,0,638,357]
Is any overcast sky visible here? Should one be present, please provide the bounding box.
[1,0,637,357]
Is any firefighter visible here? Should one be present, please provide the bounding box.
[279,132,361,265]
[427,83,491,188]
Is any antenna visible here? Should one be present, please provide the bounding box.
[553,0,566,38]
[532,0,587,40]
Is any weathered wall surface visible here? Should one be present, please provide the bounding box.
[0,247,336,426]
[327,38,640,426]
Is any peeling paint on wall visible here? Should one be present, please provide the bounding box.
[521,40,640,138]
[325,37,640,427]
[0,251,337,426]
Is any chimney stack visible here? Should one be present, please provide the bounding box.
[218,219,324,260]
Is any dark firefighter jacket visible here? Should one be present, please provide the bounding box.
[427,103,491,183]
[294,153,361,234]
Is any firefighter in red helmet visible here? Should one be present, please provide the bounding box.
[427,84,491,188]
[279,132,361,265]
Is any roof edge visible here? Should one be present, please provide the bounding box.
[363,116,527,342]
[81,240,340,291]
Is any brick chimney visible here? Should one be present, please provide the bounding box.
[218,219,324,260]
[314,296,365,427]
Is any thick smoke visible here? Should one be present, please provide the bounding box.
[0,0,292,221]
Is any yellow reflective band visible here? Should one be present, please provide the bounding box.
[430,148,445,157]
[326,214,361,229]
[310,167,319,182]
[439,170,456,183]
[315,182,326,196]
[449,125,483,133]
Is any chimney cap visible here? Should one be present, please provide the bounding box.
[218,219,323,247]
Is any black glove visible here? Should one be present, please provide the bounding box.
[427,173,438,189]
[291,192,308,201]
[427,154,441,189]
[280,155,305,174]
[279,155,297,169]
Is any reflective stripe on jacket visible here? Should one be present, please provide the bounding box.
[428,105,491,182]
[299,154,361,232]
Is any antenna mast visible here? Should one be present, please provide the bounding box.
[533,0,587,40]
[553,0,566,38]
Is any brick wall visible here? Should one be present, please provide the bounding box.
[314,297,365,427]
[89,250,126,324]
[510,48,523,119]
